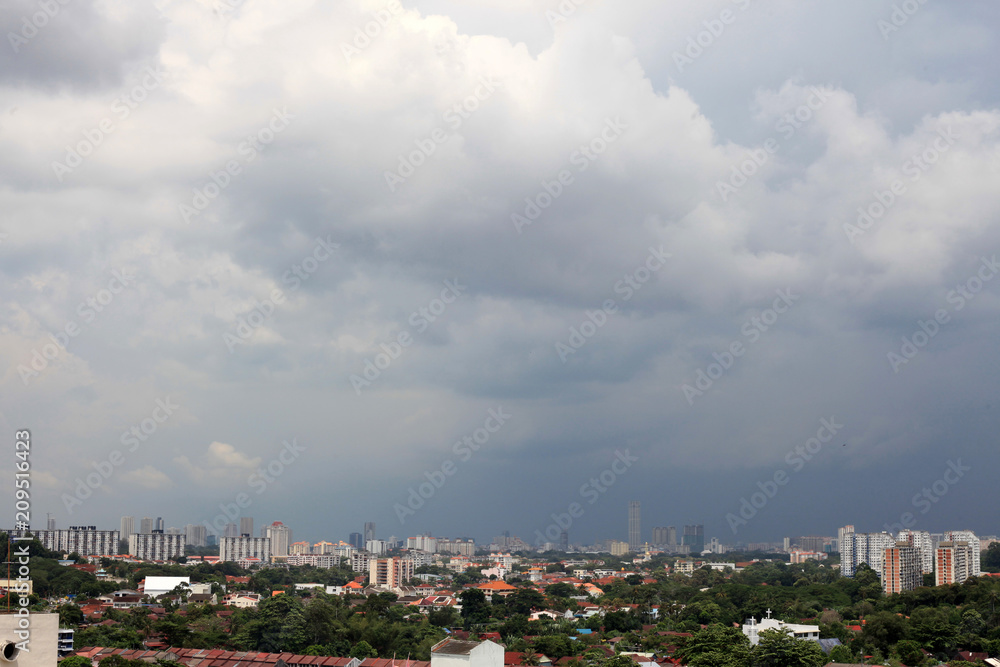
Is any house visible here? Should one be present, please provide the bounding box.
[431,639,504,667]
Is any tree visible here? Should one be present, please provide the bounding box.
[458,589,490,628]
[349,641,377,659]
[752,628,826,667]
[982,543,1000,572]
[60,657,95,667]
[894,639,924,666]
[827,645,855,664]
[674,624,752,667]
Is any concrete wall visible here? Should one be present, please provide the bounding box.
[0,612,59,667]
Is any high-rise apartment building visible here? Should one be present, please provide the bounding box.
[155,517,164,532]
[129,532,185,561]
[883,543,922,595]
[628,501,641,550]
[185,524,207,548]
[224,523,239,538]
[683,525,705,553]
[651,527,669,546]
[897,530,934,574]
[944,531,981,578]
[10,527,119,557]
[220,536,271,563]
[936,541,975,586]
[120,516,135,540]
[47,514,56,530]
[349,532,363,549]
[369,557,414,589]
[239,517,254,537]
[667,526,677,545]
[264,521,292,556]
[609,540,630,556]
[140,517,154,534]
[364,522,376,544]
[839,527,896,578]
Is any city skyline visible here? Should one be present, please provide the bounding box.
[2,1,998,549]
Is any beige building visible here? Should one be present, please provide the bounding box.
[369,557,415,590]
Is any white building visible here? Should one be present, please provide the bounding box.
[263,522,292,556]
[838,527,895,578]
[351,551,372,573]
[287,554,339,568]
[742,611,820,646]
[11,528,120,557]
[431,639,504,667]
[120,516,135,540]
[129,533,185,561]
[220,536,271,563]
[408,535,439,552]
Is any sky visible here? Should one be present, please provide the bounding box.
[1,0,999,548]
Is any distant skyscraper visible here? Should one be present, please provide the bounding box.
[265,521,292,556]
[364,522,376,543]
[667,526,677,546]
[224,523,239,538]
[560,531,568,550]
[185,524,207,547]
[239,517,254,537]
[47,513,56,530]
[349,532,363,549]
[140,517,154,534]
[628,501,641,550]
[652,527,668,546]
[120,516,134,539]
[155,517,164,532]
[683,525,704,553]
